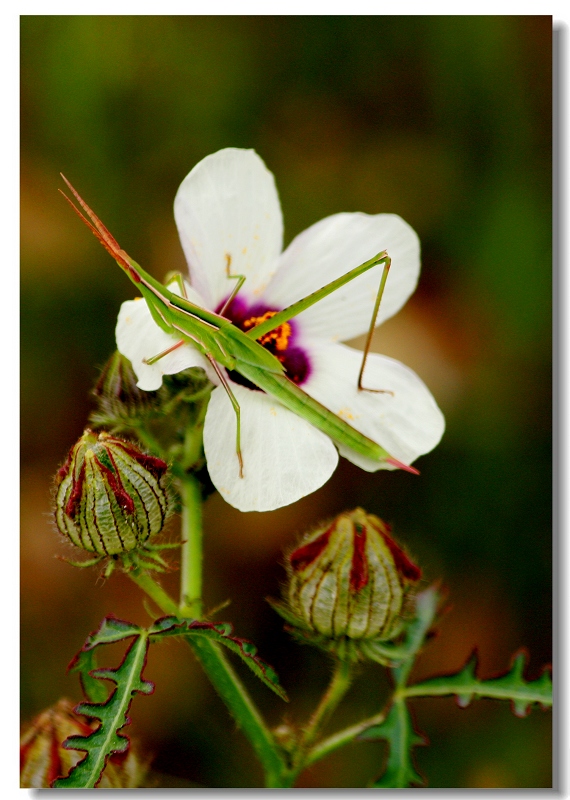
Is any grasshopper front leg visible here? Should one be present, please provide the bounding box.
[356,254,394,396]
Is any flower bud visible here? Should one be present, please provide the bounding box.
[54,430,171,557]
[20,698,147,788]
[92,350,156,425]
[284,508,421,647]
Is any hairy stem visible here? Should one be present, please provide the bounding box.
[130,570,178,615]
[188,636,286,786]
[304,710,387,768]
[281,658,354,786]
[179,473,203,619]
[302,659,354,752]
[129,540,287,786]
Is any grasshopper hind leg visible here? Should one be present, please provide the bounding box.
[357,254,394,396]
[206,354,244,478]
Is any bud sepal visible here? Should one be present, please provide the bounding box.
[90,351,213,476]
[53,430,175,577]
[270,508,422,664]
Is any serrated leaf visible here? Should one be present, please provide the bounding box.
[363,699,426,788]
[67,616,145,708]
[68,648,109,704]
[83,615,143,648]
[148,616,288,701]
[53,632,153,788]
[404,649,552,716]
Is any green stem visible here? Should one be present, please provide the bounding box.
[129,550,287,787]
[301,659,354,752]
[128,571,285,786]
[304,710,387,768]
[174,464,286,784]
[132,425,168,460]
[188,636,286,786]
[130,570,179,615]
[280,659,354,786]
[178,473,203,619]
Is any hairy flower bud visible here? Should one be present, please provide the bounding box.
[54,430,171,557]
[20,699,147,788]
[92,350,156,424]
[273,508,421,660]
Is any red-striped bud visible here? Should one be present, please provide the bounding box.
[273,508,421,660]
[54,430,171,557]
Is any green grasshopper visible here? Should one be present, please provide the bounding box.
[60,175,418,479]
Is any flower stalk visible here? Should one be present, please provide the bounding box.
[127,466,289,787]
[280,658,354,784]
[179,472,203,619]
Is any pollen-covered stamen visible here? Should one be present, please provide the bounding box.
[243,311,292,352]
[217,298,311,387]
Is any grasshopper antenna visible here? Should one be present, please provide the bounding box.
[59,174,141,284]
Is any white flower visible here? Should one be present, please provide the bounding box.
[116,148,445,512]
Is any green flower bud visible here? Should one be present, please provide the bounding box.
[91,351,156,426]
[20,699,148,788]
[54,430,171,558]
[273,508,421,660]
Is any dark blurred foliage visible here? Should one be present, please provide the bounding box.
[21,16,551,788]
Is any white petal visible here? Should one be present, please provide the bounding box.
[303,341,445,471]
[264,212,420,342]
[174,148,283,311]
[203,383,339,512]
[115,281,215,391]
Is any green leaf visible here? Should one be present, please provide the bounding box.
[148,616,288,701]
[53,630,153,788]
[404,649,552,716]
[84,615,143,647]
[361,698,426,788]
[68,648,109,704]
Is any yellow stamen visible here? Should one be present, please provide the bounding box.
[243,311,292,352]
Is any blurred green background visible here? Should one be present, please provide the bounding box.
[20,16,552,788]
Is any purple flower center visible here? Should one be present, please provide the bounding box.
[216,297,311,390]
